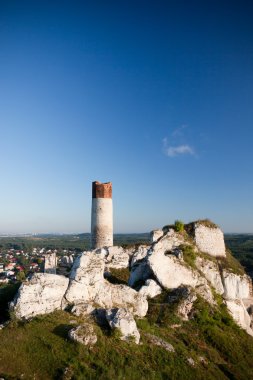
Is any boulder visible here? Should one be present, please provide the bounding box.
[139,279,162,299]
[11,273,69,319]
[148,251,199,290]
[222,272,251,300]
[189,222,226,257]
[68,324,97,345]
[106,308,140,344]
[195,257,224,295]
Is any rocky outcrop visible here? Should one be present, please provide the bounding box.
[65,251,148,317]
[65,252,105,304]
[68,324,97,345]
[96,246,133,269]
[106,308,140,344]
[94,282,148,317]
[226,299,253,336]
[222,272,251,300]
[139,279,162,299]
[148,250,199,289]
[189,222,226,257]
[11,273,69,319]
[128,246,151,287]
[196,257,224,295]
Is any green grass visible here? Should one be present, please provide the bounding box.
[1,285,253,379]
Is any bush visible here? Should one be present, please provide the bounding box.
[174,220,184,232]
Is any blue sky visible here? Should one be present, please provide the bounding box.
[1,1,253,234]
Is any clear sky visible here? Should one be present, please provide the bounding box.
[1,0,253,234]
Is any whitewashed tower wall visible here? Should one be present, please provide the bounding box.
[91,181,113,249]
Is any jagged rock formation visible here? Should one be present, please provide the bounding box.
[186,221,226,257]
[10,219,253,339]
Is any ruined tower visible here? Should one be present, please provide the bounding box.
[91,181,113,249]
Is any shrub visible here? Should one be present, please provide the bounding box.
[174,220,184,232]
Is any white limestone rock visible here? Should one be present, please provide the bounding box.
[222,272,251,300]
[148,251,199,290]
[150,229,164,243]
[65,251,148,317]
[11,273,69,319]
[128,245,151,287]
[128,259,152,288]
[94,282,148,318]
[226,299,253,336]
[150,229,185,256]
[191,223,226,257]
[65,251,105,304]
[139,279,162,299]
[106,308,140,344]
[68,324,97,345]
[105,246,130,269]
[130,245,149,267]
[195,257,224,295]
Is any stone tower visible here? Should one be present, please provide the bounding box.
[91,181,113,249]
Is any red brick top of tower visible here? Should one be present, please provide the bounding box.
[92,181,112,198]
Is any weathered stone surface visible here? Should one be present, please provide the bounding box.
[65,252,105,304]
[11,273,69,319]
[106,308,140,344]
[226,299,253,336]
[96,246,132,269]
[94,282,148,317]
[130,245,149,267]
[68,324,97,345]
[222,272,251,300]
[148,251,199,290]
[128,259,152,288]
[150,229,163,243]
[196,257,224,295]
[192,224,226,257]
[65,251,148,317]
[144,333,175,352]
[139,279,162,299]
[150,229,185,256]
